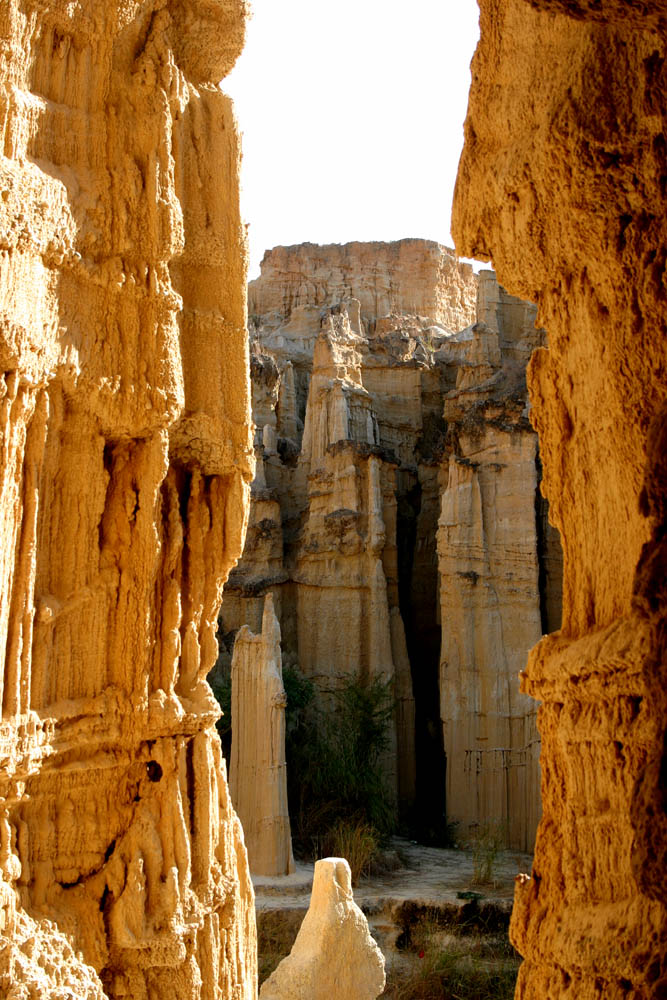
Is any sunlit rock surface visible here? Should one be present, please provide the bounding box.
[453,1,667,995]
[437,276,557,851]
[258,857,385,1000]
[0,1,256,996]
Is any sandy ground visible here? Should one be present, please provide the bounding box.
[253,837,533,961]
[254,837,532,908]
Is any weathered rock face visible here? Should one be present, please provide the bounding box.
[453,2,667,995]
[0,2,255,997]
[230,594,294,877]
[248,240,478,336]
[438,273,554,851]
[219,240,561,848]
[258,857,386,1000]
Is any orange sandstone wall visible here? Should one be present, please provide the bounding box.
[454,2,667,996]
[0,1,256,997]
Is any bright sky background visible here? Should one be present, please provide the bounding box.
[225,1,481,279]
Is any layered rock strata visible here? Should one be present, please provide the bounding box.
[230,594,295,877]
[218,241,561,849]
[258,857,386,1000]
[453,2,667,995]
[0,2,255,997]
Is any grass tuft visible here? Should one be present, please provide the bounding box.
[317,818,379,885]
[469,822,507,887]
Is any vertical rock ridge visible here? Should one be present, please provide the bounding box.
[230,594,295,878]
[0,1,255,996]
[453,2,667,994]
[437,277,547,851]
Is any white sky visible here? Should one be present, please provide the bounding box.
[224,1,481,279]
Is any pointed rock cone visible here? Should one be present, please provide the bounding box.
[259,857,385,1000]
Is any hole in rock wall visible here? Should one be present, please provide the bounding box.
[146,760,163,783]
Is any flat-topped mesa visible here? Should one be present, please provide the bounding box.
[249,239,478,333]
[218,240,562,848]
[0,1,255,997]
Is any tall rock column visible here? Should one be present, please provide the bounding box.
[438,437,542,852]
[0,1,256,997]
[221,242,554,834]
[454,2,667,996]
[437,305,545,852]
[230,595,295,877]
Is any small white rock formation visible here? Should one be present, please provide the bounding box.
[230,594,295,876]
[259,858,386,1000]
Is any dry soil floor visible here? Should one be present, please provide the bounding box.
[254,838,532,971]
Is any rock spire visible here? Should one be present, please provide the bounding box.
[230,594,295,877]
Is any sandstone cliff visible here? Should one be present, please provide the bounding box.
[0,2,255,997]
[438,271,559,851]
[218,240,561,851]
[453,2,667,995]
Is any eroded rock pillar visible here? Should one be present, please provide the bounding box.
[0,1,256,996]
[259,857,386,1000]
[453,2,667,994]
[230,594,295,877]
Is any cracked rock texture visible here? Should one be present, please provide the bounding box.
[454,1,667,996]
[0,1,255,997]
[218,241,561,850]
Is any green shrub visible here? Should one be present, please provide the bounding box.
[286,673,395,861]
[283,664,315,737]
[211,660,396,872]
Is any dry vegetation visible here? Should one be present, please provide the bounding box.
[257,901,519,998]
[468,822,508,887]
[382,915,519,1000]
[256,910,304,985]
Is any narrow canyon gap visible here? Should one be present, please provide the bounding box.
[219,240,563,852]
[453,1,667,996]
[0,1,256,996]
[1,0,666,998]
